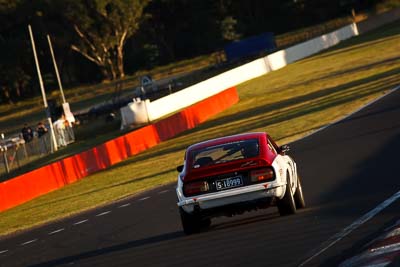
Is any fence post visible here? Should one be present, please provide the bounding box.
[1,146,10,174]
[15,145,21,168]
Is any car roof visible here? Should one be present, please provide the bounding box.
[187,132,267,151]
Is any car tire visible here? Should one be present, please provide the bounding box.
[294,175,306,209]
[179,207,210,235]
[277,173,297,216]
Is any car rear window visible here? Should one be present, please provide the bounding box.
[191,139,259,169]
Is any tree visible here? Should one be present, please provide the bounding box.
[0,0,34,104]
[145,0,222,63]
[63,0,150,80]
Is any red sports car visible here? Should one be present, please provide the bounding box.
[176,132,305,234]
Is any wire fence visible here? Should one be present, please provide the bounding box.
[0,126,74,177]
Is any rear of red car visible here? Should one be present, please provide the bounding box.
[181,133,277,195]
[176,132,305,235]
[176,133,287,233]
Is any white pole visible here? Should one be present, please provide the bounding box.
[28,25,58,152]
[47,34,66,104]
[47,34,76,127]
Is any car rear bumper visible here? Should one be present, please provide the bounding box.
[177,182,284,214]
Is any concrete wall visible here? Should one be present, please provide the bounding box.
[146,58,268,121]
[141,8,400,123]
[267,23,358,71]
[145,23,359,122]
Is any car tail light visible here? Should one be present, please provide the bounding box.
[250,168,274,182]
[183,181,210,196]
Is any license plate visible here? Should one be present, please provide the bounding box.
[215,176,243,191]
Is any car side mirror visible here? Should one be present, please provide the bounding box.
[176,165,184,173]
[280,144,290,154]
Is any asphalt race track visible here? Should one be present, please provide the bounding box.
[1,88,399,267]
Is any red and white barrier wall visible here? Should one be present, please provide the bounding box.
[0,87,239,212]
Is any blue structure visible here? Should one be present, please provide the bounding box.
[224,32,276,62]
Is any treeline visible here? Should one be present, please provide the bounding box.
[0,0,386,104]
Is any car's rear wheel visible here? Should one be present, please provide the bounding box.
[294,175,306,209]
[277,173,297,216]
[179,207,210,235]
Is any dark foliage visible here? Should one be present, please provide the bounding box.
[0,0,386,104]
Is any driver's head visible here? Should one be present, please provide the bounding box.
[241,142,259,158]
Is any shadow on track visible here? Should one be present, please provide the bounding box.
[210,211,280,232]
[27,210,285,267]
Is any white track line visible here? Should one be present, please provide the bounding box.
[21,239,38,246]
[73,219,88,225]
[139,197,150,201]
[96,211,111,217]
[48,228,65,235]
[0,250,8,254]
[118,203,131,208]
[299,190,400,266]
[158,190,169,194]
[298,84,400,265]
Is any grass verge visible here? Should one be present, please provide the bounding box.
[0,20,399,237]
